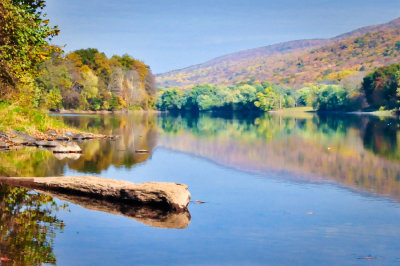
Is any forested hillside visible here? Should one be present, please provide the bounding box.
[157,18,400,89]
[37,49,157,111]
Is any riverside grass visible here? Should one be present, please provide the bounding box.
[0,102,66,134]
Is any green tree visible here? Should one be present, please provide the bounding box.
[254,87,280,111]
[362,63,400,109]
[312,85,348,111]
[0,0,59,102]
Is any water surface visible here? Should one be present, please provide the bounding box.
[1,112,400,265]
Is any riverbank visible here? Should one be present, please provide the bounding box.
[0,103,116,151]
[52,109,161,114]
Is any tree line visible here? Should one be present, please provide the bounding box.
[157,63,400,113]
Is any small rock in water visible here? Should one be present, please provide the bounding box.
[82,133,95,139]
[56,136,69,141]
[52,142,82,153]
[195,200,206,204]
[72,133,84,140]
[35,140,59,147]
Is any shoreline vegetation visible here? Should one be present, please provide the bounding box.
[156,63,400,115]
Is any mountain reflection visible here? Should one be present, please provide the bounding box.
[1,112,400,201]
[157,113,400,200]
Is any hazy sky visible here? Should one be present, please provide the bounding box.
[46,0,399,73]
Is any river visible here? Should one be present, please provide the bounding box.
[1,112,400,265]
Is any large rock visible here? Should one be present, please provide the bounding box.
[11,137,29,145]
[0,176,191,211]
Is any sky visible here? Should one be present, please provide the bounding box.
[45,0,400,74]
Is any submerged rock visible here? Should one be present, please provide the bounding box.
[0,176,191,211]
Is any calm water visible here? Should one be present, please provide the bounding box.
[2,112,400,265]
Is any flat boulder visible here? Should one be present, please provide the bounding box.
[11,130,36,145]
[0,176,191,211]
[11,137,29,145]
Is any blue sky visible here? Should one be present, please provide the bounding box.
[46,0,400,73]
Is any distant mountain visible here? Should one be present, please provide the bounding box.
[157,17,400,89]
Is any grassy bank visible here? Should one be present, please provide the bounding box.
[0,102,67,135]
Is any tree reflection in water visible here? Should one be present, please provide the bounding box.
[0,184,66,265]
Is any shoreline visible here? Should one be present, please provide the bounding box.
[0,128,117,152]
[51,109,161,115]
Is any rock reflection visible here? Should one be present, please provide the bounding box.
[33,190,191,229]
